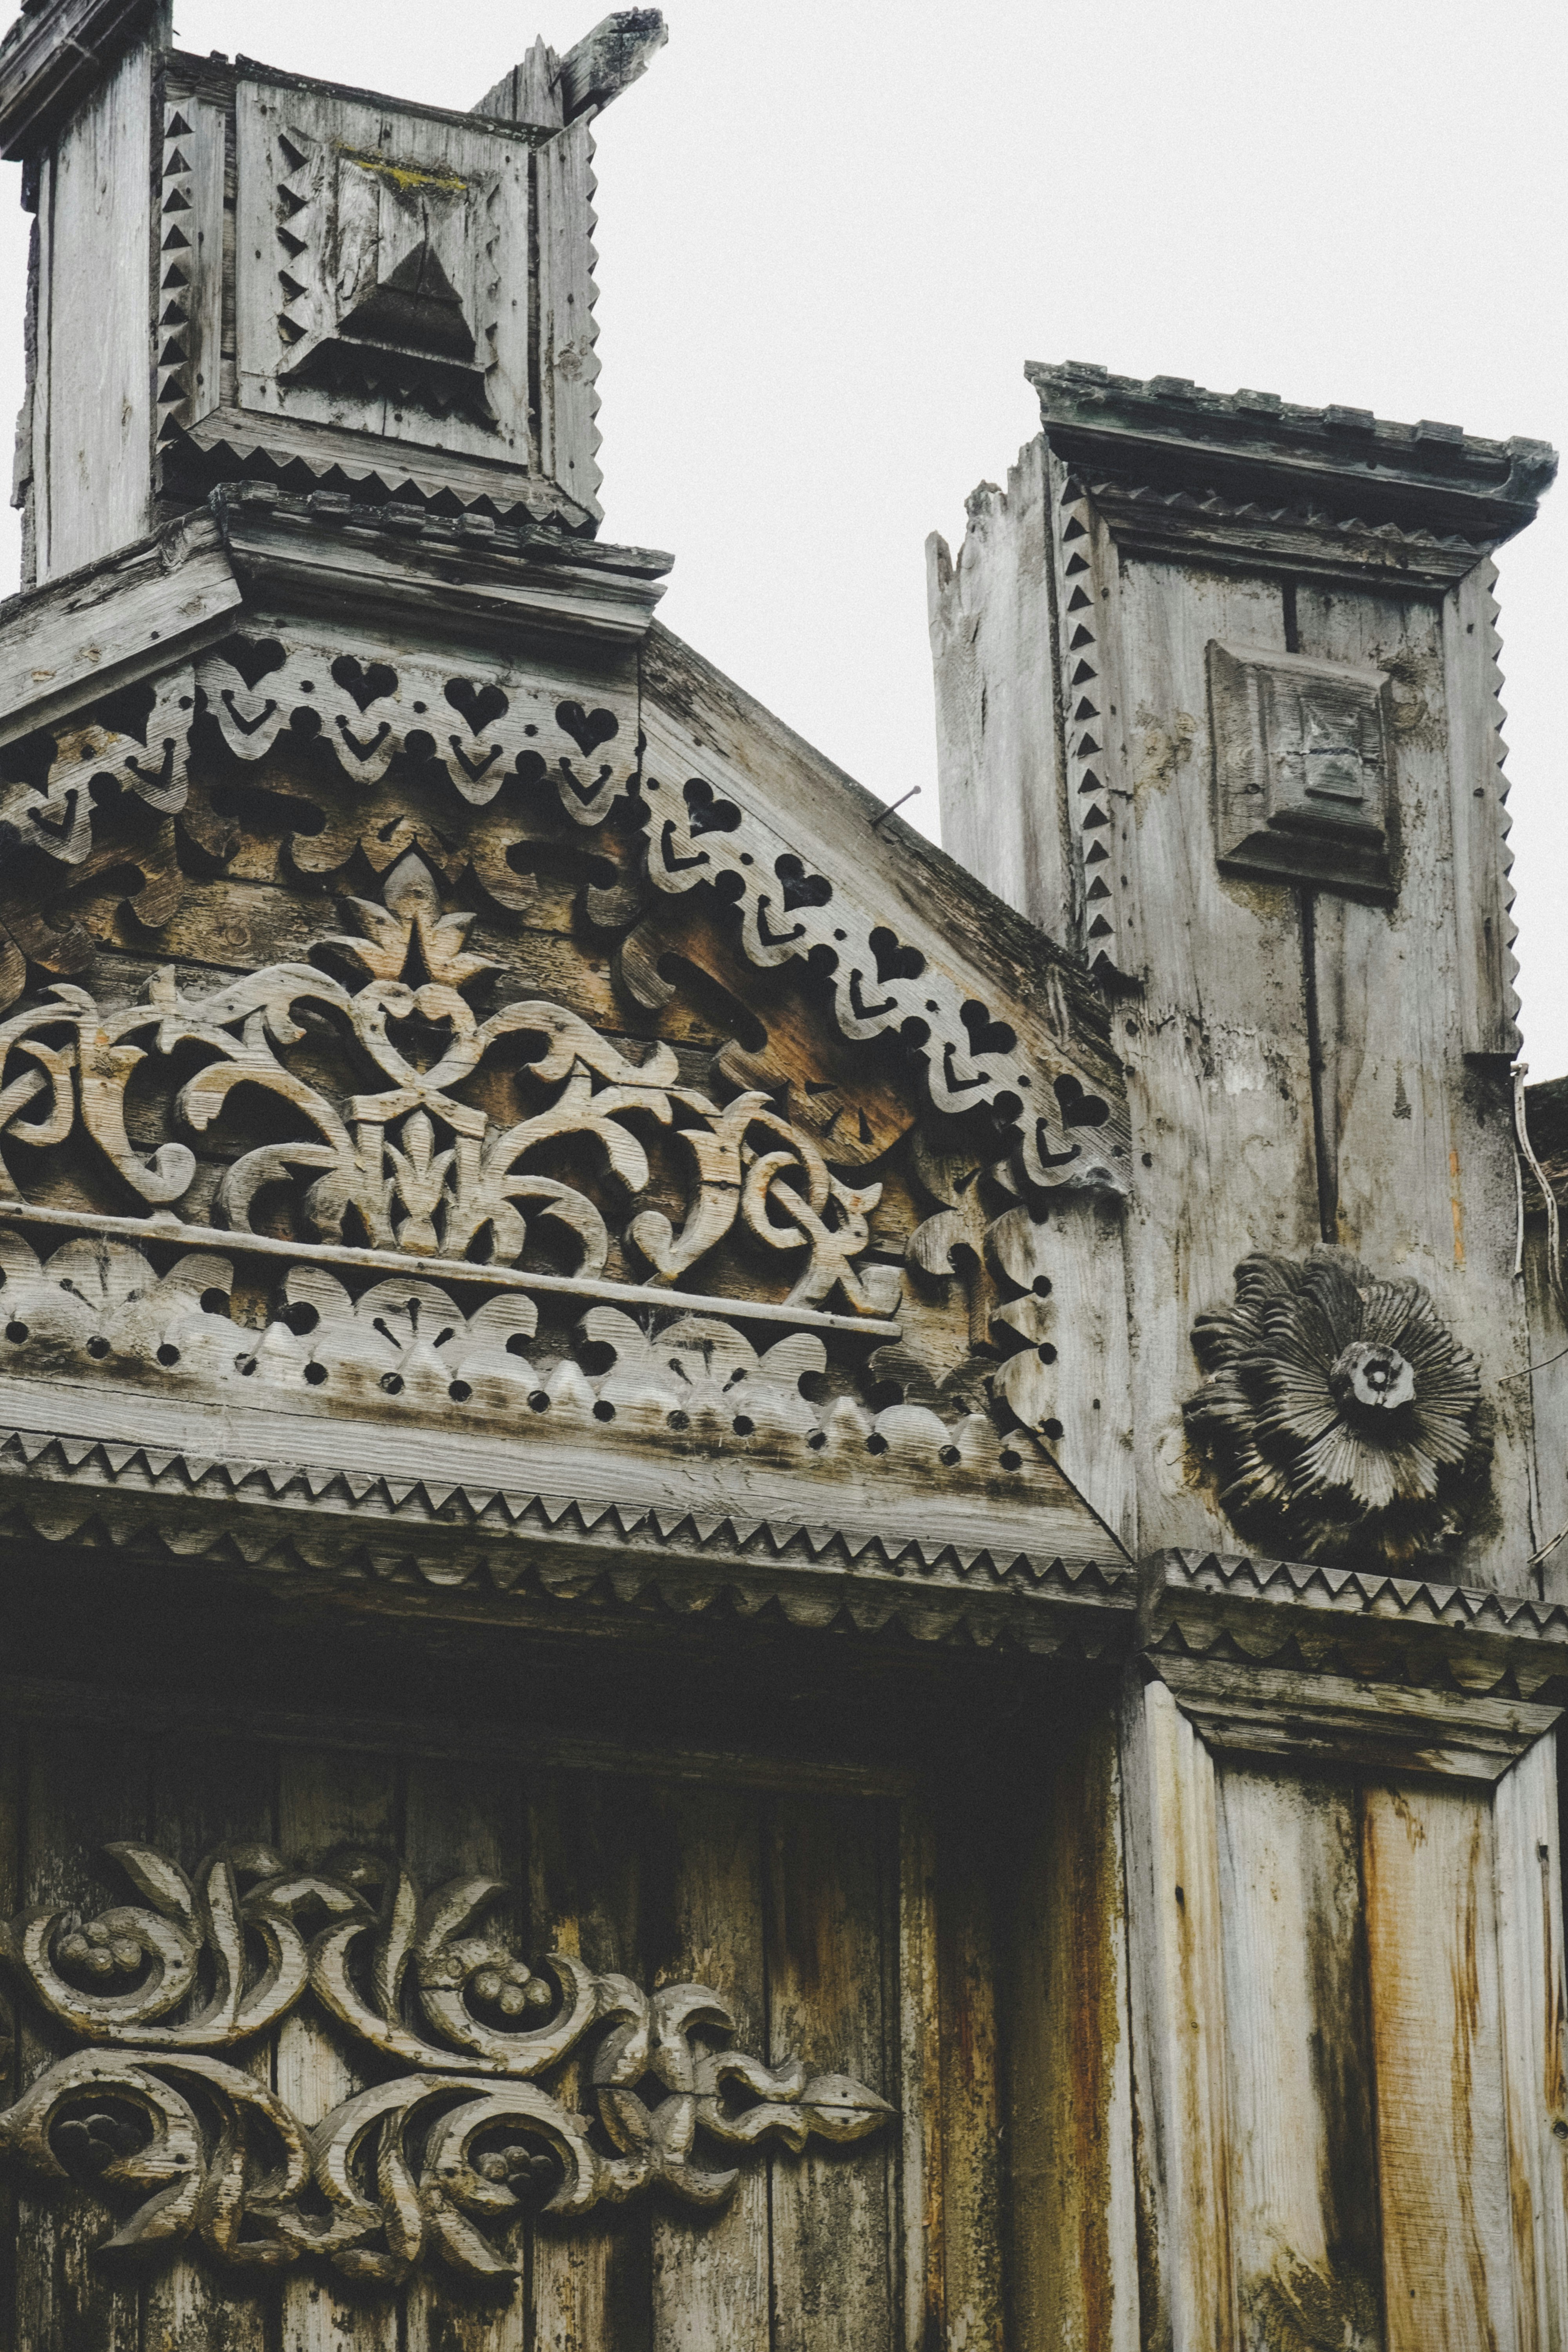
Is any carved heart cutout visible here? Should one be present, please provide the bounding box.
[446,679,510,735]
[332,655,399,712]
[775,853,832,911]
[868,925,925,985]
[212,635,287,690]
[960,1000,1016,1059]
[556,701,619,757]
[1054,1072,1110,1127]
[683,777,741,836]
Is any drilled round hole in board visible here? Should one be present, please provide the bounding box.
[86,1335,109,1359]
[529,1391,550,1413]
[592,1399,615,1422]
[1000,1449,1022,1471]
[939,1445,961,1467]
[668,1409,689,1430]
[303,1362,327,1386]
[732,1414,754,1436]
[1042,1419,1064,1442]
[865,1432,888,1455]
[448,1380,472,1403]
[156,1343,180,1367]
[380,1372,404,1395]
[5,1321,27,1343]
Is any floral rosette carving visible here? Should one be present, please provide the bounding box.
[1184,1246,1489,1563]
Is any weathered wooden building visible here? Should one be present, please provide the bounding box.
[0,2,1561,2346]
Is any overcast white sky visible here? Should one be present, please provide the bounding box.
[2,2,1564,1065]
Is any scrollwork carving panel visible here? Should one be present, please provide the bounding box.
[0,1836,892,2288]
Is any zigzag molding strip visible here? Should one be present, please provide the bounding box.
[1145,1547,1568,1697]
[0,1424,1134,1651]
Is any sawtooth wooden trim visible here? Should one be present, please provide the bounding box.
[1144,1548,1568,1697]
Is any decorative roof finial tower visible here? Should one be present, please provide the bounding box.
[0,0,666,582]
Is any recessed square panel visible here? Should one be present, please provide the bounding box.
[235,76,532,467]
[1208,640,1395,899]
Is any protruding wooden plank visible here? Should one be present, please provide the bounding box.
[766,1791,896,2352]
[650,1780,769,2352]
[1217,1768,1383,2348]
[1493,1733,1568,2352]
[1363,1781,1517,2351]
[556,10,667,123]
[276,1748,399,2352]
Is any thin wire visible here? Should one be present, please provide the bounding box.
[1514,1061,1562,1302]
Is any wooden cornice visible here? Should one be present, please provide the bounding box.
[0,0,166,160]
[1030,359,1557,546]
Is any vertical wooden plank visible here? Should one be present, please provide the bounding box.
[38,40,153,578]
[1298,579,1534,1592]
[927,437,1069,932]
[935,1792,1003,2352]
[1118,1674,1236,2352]
[0,1712,21,2352]
[1443,560,1518,1059]
[142,1736,277,2352]
[1216,1768,1384,2350]
[1363,1781,1517,2352]
[897,1797,943,2352]
[649,1781,769,2352]
[535,117,603,517]
[1493,1734,1568,2352]
[1007,1702,1137,2352]
[766,1791,896,2352]
[1098,536,1317,1558]
[528,1769,656,2352]
[276,1749,399,2352]
[15,1722,147,2352]
[402,1755,528,2352]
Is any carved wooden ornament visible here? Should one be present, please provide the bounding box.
[0,1840,891,2284]
[1184,1245,1489,1563]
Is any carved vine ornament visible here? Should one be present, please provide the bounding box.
[0,851,898,1317]
[1184,1247,1489,1564]
[0,1842,890,2285]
